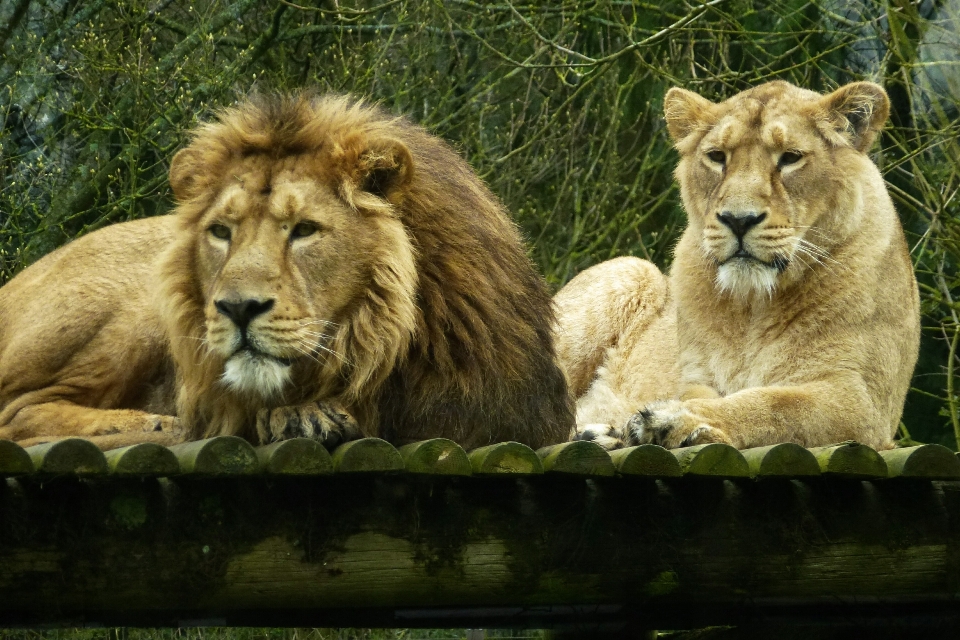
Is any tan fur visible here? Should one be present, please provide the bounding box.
[558,81,920,451]
[0,93,573,450]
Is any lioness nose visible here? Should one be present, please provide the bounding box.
[215,298,275,330]
[717,211,766,238]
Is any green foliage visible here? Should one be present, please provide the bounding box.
[2,0,960,445]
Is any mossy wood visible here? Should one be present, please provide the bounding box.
[104,443,181,476]
[879,444,960,479]
[467,442,543,475]
[671,443,750,477]
[330,437,404,473]
[809,442,888,478]
[397,438,471,475]
[611,444,682,477]
[0,439,33,476]
[536,441,616,476]
[741,443,821,478]
[24,438,108,476]
[257,438,333,475]
[2,467,960,629]
[168,436,259,475]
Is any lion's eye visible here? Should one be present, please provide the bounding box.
[778,151,803,168]
[706,150,726,165]
[291,222,319,239]
[208,224,231,241]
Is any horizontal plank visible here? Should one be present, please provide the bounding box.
[1,471,959,629]
[741,443,820,478]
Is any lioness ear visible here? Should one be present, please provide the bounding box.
[169,148,203,202]
[663,87,717,144]
[357,139,413,202]
[820,82,890,152]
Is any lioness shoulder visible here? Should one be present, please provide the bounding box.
[559,81,920,451]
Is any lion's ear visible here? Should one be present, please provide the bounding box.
[820,82,890,152]
[663,87,716,145]
[169,148,203,202]
[356,139,413,202]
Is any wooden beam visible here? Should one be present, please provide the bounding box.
[1,437,959,630]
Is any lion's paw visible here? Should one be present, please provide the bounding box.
[256,401,360,449]
[572,423,627,450]
[625,400,732,449]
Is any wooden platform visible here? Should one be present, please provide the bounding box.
[1,436,960,632]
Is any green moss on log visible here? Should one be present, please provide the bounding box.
[257,438,333,475]
[671,443,750,478]
[467,442,543,475]
[0,440,32,476]
[808,442,887,478]
[741,443,820,478]
[167,436,259,475]
[398,438,471,475]
[536,441,615,476]
[105,442,181,476]
[25,438,107,476]
[879,444,960,479]
[330,438,404,473]
[611,444,681,477]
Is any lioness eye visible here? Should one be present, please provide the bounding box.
[706,150,726,165]
[291,222,319,239]
[779,151,803,168]
[208,224,231,241]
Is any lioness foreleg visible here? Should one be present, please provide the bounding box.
[625,378,886,450]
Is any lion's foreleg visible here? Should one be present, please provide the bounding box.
[0,402,182,450]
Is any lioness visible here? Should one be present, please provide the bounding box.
[558,81,920,451]
[0,93,573,450]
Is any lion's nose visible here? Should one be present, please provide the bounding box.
[215,298,275,330]
[717,211,767,238]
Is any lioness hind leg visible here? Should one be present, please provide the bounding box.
[256,401,360,449]
[0,402,183,450]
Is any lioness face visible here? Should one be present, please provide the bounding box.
[666,82,881,299]
[193,155,399,398]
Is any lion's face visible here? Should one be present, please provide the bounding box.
[168,124,419,403]
[665,81,889,299]
[193,158,377,397]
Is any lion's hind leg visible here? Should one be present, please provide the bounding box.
[0,401,182,450]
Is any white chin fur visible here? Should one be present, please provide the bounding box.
[715,260,778,300]
[221,351,291,398]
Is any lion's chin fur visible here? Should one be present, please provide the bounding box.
[220,351,291,399]
[715,259,778,300]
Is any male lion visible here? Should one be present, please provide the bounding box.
[0,94,573,450]
[559,81,920,451]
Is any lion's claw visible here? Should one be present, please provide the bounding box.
[256,401,360,449]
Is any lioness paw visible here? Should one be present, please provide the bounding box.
[572,423,626,450]
[625,401,733,449]
[256,402,360,449]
